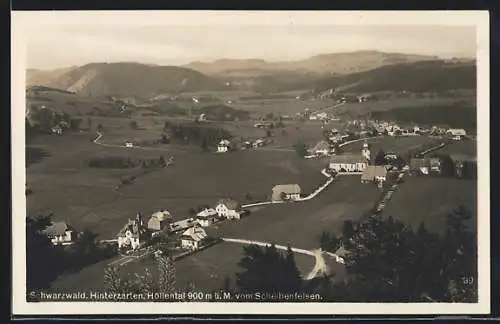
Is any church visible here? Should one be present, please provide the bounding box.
[329,142,371,173]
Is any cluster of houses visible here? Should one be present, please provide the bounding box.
[327,143,388,189]
[114,198,246,252]
[367,120,468,141]
[409,153,476,178]
[217,137,269,153]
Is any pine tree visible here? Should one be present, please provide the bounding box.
[104,265,126,294]
[374,149,386,165]
[284,245,302,292]
[223,276,231,291]
[157,254,176,294]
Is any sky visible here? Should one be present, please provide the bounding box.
[23,18,477,70]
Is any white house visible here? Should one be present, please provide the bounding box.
[217,139,231,153]
[215,199,242,220]
[43,221,77,245]
[51,125,63,136]
[180,225,208,251]
[272,184,302,201]
[117,213,149,250]
[195,208,218,227]
[447,128,467,140]
[310,140,331,156]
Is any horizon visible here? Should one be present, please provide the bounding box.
[21,19,476,70]
[26,49,475,71]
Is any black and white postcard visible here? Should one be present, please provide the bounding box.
[11,10,490,316]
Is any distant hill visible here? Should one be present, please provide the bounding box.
[309,60,476,94]
[184,51,441,76]
[26,62,225,99]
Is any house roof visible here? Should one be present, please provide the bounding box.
[181,226,208,242]
[272,184,302,194]
[447,128,467,136]
[330,154,367,164]
[196,208,217,218]
[43,222,72,236]
[150,210,171,222]
[361,166,388,181]
[217,199,240,210]
[311,140,330,151]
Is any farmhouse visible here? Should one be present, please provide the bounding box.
[147,210,172,232]
[329,154,369,173]
[361,166,388,184]
[446,128,467,140]
[42,221,77,245]
[310,140,331,156]
[180,225,209,251]
[215,199,242,220]
[51,125,63,136]
[217,140,232,153]
[117,213,149,251]
[272,184,302,201]
[196,208,218,227]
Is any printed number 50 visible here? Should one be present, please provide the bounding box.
[462,277,474,285]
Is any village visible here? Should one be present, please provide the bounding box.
[40,113,476,273]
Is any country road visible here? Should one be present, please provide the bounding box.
[221,238,342,280]
[93,132,189,153]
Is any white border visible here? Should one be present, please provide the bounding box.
[11,10,490,315]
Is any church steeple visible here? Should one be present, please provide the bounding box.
[361,141,371,164]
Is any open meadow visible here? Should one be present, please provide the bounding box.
[342,135,444,156]
[381,176,477,233]
[27,128,327,240]
[48,174,377,293]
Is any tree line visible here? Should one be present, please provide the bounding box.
[162,121,233,148]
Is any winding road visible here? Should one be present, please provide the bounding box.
[221,238,344,280]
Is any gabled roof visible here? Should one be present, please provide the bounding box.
[311,140,330,151]
[217,199,240,210]
[272,184,302,193]
[196,208,217,218]
[181,226,208,242]
[330,154,367,164]
[43,222,73,236]
[361,166,388,181]
[150,210,171,222]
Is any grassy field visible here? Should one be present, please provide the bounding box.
[333,97,474,117]
[49,175,377,293]
[342,136,443,156]
[27,131,327,240]
[433,139,477,156]
[381,176,477,234]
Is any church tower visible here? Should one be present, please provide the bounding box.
[361,142,371,164]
